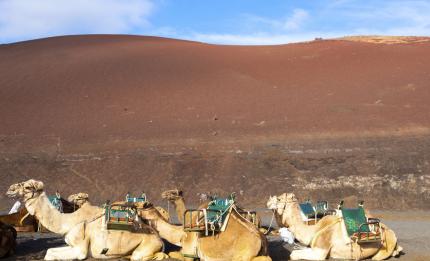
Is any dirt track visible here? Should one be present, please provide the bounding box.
[4,210,430,261]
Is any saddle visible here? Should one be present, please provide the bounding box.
[299,200,334,224]
[126,193,147,204]
[48,193,63,213]
[340,202,381,244]
[183,194,235,235]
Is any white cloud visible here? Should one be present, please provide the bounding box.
[189,1,430,45]
[283,9,309,30]
[0,0,154,43]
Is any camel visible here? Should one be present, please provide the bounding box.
[6,179,167,260]
[67,193,90,208]
[0,206,38,232]
[161,189,261,229]
[0,221,16,258]
[137,202,272,261]
[0,192,83,233]
[161,189,188,224]
[112,193,171,222]
[267,193,402,260]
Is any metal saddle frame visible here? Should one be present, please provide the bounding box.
[339,201,381,244]
[104,202,138,231]
[183,194,235,236]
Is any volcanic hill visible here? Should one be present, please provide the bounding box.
[0,35,429,210]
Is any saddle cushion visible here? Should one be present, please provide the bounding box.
[299,202,315,217]
[341,207,370,237]
[48,195,63,212]
[206,198,233,225]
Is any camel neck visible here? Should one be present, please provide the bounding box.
[273,210,284,228]
[26,192,77,234]
[282,201,321,245]
[142,209,185,246]
[173,198,186,224]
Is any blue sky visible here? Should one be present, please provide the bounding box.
[1,0,430,44]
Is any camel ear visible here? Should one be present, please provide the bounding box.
[34,180,44,191]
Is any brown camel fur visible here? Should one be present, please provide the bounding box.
[267,193,402,260]
[7,179,167,260]
[162,189,262,228]
[138,203,271,261]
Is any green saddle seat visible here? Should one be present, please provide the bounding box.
[126,193,147,203]
[48,195,63,212]
[206,197,234,225]
[341,207,381,243]
[299,202,316,219]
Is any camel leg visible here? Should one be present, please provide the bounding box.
[251,256,272,261]
[44,245,88,260]
[372,225,400,260]
[290,247,329,261]
[130,237,164,261]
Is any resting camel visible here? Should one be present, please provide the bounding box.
[0,207,38,232]
[267,193,402,260]
[0,192,84,233]
[0,221,16,258]
[161,189,188,224]
[6,179,167,260]
[138,202,271,261]
[67,193,90,209]
[162,189,261,228]
[112,194,171,222]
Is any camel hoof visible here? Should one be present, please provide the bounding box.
[168,251,185,260]
[393,245,403,257]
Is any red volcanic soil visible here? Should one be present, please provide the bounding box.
[1,35,429,147]
[0,35,430,211]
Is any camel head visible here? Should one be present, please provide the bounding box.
[6,179,44,202]
[266,195,278,210]
[161,189,183,202]
[67,193,89,207]
[267,193,297,215]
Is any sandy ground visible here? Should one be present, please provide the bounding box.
[3,210,429,261]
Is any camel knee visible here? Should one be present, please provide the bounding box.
[169,251,185,260]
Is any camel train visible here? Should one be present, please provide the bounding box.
[3,179,402,260]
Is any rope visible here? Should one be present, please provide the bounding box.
[19,212,30,226]
[264,210,275,235]
[167,200,170,222]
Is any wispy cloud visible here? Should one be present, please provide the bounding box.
[283,9,309,31]
[1,0,430,45]
[189,0,430,45]
[0,0,154,43]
